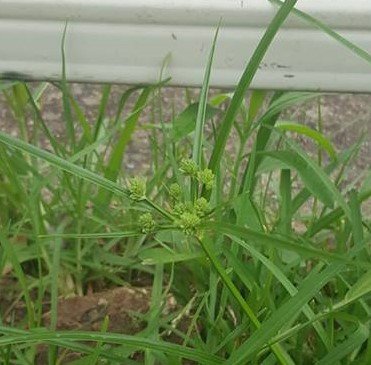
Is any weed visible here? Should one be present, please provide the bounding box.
[0,0,370,364]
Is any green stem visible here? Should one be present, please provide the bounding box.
[197,236,293,364]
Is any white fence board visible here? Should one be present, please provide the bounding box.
[0,0,370,91]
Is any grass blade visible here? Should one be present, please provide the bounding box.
[0,131,129,199]
[204,222,370,268]
[208,0,298,173]
[60,23,75,151]
[240,92,320,194]
[276,121,336,159]
[192,24,220,167]
[0,229,34,327]
[269,0,371,65]
[229,236,331,350]
[316,323,369,365]
[226,263,343,364]
[262,150,335,207]
[0,330,223,365]
[197,236,293,364]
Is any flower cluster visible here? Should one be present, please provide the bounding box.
[178,211,201,236]
[169,183,182,201]
[173,197,210,235]
[127,177,146,201]
[179,158,198,178]
[197,168,214,190]
[194,197,209,216]
[179,158,215,190]
[128,159,214,236]
[138,212,156,234]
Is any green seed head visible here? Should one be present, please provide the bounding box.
[194,197,210,216]
[173,202,186,216]
[178,211,201,235]
[197,168,214,190]
[138,212,155,234]
[169,183,182,201]
[127,176,146,201]
[179,158,199,177]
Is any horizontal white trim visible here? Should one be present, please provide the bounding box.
[1,0,371,30]
[0,1,371,91]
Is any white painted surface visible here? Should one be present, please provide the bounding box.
[0,0,371,91]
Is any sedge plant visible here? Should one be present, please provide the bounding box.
[0,0,370,364]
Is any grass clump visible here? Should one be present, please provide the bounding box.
[0,0,370,364]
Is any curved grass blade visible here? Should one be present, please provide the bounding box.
[228,236,331,349]
[269,0,371,65]
[291,138,363,214]
[204,222,371,268]
[316,323,369,365]
[262,150,334,207]
[307,187,371,237]
[240,92,320,194]
[39,231,140,239]
[276,121,336,159]
[0,229,34,327]
[0,330,223,365]
[60,23,75,151]
[0,131,129,199]
[0,327,138,364]
[344,270,371,305]
[208,0,298,173]
[192,23,220,167]
[197,236,294,364]
[172,103,219,142]
[226,263,344,365]
[139,248,204,265]
[0,132,172,219]
[282,137,352,219]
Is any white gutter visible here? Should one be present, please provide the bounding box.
[0,0,371,92]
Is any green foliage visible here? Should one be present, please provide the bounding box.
[0,1,370,364]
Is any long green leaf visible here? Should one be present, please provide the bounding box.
[0,330,223,365]
[60,23,76,151]
[0,230,34,327]
[276,121,336,159]
[172,103,219,141]
[204,222,371,268]
[208,0,298,173]
[197,236,293,364]
[344,270,371,305]
[262,150,334,207]
[226,263,343,364]
[192,24,220,166]
[240,92,320,194]
[316,323,369,365]
[0,131,129,199]
[269,0,371,65]
[229,236,331,349]
[95,88,151,209]
[139,248,204,265]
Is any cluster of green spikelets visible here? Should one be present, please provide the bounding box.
[127,158,214,235]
